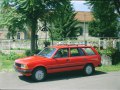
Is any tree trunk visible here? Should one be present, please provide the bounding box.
[31,20,37,53]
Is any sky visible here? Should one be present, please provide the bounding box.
[0,1,90,12]
[71,1,91,11]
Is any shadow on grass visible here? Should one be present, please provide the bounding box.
[19,70,106,83]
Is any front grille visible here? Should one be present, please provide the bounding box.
[15,63,21,67]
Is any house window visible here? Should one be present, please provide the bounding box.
[17,32,20,39]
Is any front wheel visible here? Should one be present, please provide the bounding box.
[83,64,94,75]
[32,68,46,82]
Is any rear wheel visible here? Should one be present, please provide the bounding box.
[32,68,46,81]
[83,64,94,75]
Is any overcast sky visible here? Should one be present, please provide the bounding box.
[71,1,91,11]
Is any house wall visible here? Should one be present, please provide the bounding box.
[0,29,25,40]
[0,29,7,39]
[0,11,93,40]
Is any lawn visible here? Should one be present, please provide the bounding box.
[0,52,26,72]
[0,52,120,72]
[96,64,120,72]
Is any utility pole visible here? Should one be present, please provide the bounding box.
[83,12,87,45]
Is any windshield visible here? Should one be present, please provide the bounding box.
[38,48,56,58]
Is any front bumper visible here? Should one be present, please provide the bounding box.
[14,65,32,75]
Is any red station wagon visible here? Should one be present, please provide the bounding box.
[14,45,101,81]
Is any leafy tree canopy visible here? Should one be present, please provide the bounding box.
[86,0,120,37]
[48,1,82,40]
[0,0,70,53]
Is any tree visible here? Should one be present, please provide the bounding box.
[86,0,120,37]
[1,0,69,53]
[48,1,82,40]
[112,0,120,15]
[0,0,26,40]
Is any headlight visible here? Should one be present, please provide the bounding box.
[21,64,28,69]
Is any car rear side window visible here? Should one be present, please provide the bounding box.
[82,48,95,55]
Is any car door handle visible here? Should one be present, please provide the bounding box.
[66,59,70,62]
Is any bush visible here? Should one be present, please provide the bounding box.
[98,47,116,56]
[98,47,120,65]
[111,50,120,65]
[25,49,41,56]
[6,52,26,61]
[0,51,5,56]
[25,50,34,56]
[43,41,50,47]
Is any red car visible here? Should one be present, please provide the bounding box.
[14,45,101,81]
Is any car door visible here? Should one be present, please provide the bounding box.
[81,47,99,66]
[48,48,71,73]
[69,47,87,70]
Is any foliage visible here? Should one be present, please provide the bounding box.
[98,47,116,56]
[98,47,120,65]
[6,52,26,61]
[43,41,50,47]
[86,0,120,37]
[25,49,41,56]
[1,0,70,53]
[48,2,82,40]
[111,50,120,65]
[0,1,26,40]
[1,52,23,61]
[0,52,26,71]
[25,49,34,56]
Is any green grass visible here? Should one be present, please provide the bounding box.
[0,60,14,72]
[0,52,26,72]
[96,64,120,72]
[0,54,14,72]
[0,52,120,72]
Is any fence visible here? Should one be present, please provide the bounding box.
[0,37,120,53]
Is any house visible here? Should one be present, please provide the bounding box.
[0,11,93,40]
[75,11,93,37]
[38,11,93,39]
[0,28,7,39]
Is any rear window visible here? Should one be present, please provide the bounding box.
[82,48,95,55]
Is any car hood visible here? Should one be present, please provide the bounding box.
[15,55,47,64]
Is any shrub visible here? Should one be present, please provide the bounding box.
[98,47,120,65]
[25,49,41,56]
[43,41,50,47]
[98,47,116,56]
[0,51,5,56]
[6,52,26,61]
[111,50,120,65]
[25,50,34,56]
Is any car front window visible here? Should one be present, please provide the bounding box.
[38,48,56,58]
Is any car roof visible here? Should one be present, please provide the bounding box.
[49,44,93,49]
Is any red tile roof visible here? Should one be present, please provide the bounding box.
[75,11,93,22]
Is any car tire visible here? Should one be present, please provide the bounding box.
[83,64,94,76]
[32,68,46,82]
